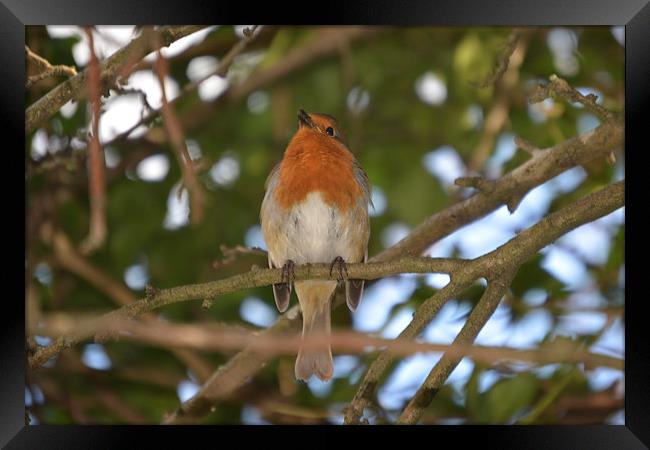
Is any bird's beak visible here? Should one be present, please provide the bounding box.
[297,109,315,128]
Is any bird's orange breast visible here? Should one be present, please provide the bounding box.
[274,132,362,213]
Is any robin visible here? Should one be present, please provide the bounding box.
[260,109,371,382]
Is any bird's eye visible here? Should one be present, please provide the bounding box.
[325,127,335,136]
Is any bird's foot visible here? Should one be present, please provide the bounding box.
[329,256,349,284]
[281,259,296,286]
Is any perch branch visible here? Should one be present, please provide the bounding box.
[165,114,623,424]
[167,180,623,425]
[28,256,467,370]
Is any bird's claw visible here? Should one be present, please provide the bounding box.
[282,259,296,286]
[329,256,349,284]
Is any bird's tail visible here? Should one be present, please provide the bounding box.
[294,281,336,382]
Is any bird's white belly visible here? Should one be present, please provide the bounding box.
[266,191,354,266]
[284,191,340,264]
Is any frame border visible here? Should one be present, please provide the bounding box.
[5,0,647,447]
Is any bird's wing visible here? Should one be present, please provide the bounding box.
[264,161,281,191]
[353,159,373,209]
[261,161,291,312]
[345,248,367,312]
[269,256,291,313]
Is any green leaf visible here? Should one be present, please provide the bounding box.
[476,372,539,423]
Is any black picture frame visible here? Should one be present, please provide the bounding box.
[4,0,647,447]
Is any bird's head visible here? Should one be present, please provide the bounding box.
[296,108,346,144]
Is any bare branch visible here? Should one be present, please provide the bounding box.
[530,74,616,122]
[114,27,383,150]
[79,28,107,255]
[25,45,77,89]
[103,25,263,147]
[168,180,623,425]
[343,180,624,424]
[474,28,526,88]
[30,112,623,420]
[153,40,206,226]
[396,272,515,424]
[47,230,215,383]
[376,117,623,262]
[28,256,468,370]
[39,317,619,371]
[529,73,620,167]
[467,29,531,172]
[25,26,207,133]
[514,135,543,156]
[162,113,623,424]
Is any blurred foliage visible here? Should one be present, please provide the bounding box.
[26,25,624,425]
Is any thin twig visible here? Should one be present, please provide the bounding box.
[79,28,107,255]
[514,135,543,156]
[529,73,619,165]
[112,27,382,149]
[28,256,469,370]
[103,25,263,147]
[41,317,620,372]
[467,29,531,173]
[474,29,525,88]
[48,230,214,383]
[26,26,206,133]
[153,39,206,226]
[530,74,615,122]
[343,180,624,424]
[25,45,77,89]
[396,272,515,424]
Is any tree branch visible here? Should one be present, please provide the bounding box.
[529,73,620,166]
[103,25,263,148]
[474,28,526,88]
[46,230,215,383]
[25,26,207,134]
[115,26,383,150]
[343,180,624,424]
[79,28,107,255]
[163,120,623,424]
[153,40,206,226]
[28,256,466,370]
[530,74,616,122]
[46,317,619,371]
[396,272,515,424]
[166,180,624,425]
[25,45,77,89]
[468,28,531,172]
[375,116,622,262]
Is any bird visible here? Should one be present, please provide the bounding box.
[260,109,371,382]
